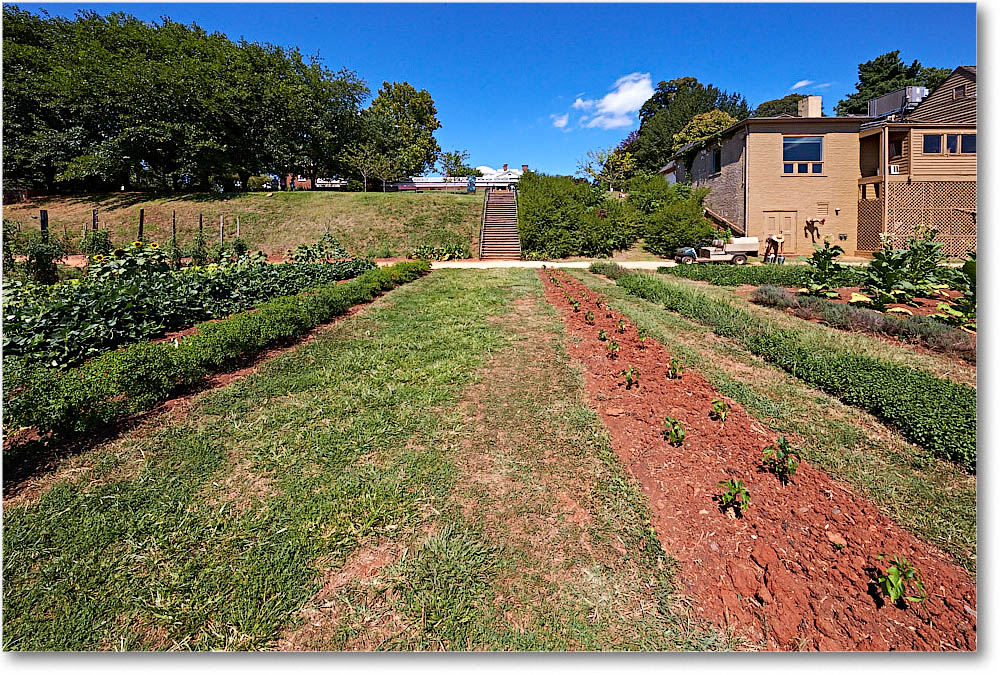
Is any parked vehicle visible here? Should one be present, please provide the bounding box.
[674,237,760,265]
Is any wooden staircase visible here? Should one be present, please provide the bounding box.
[479,189,522,259]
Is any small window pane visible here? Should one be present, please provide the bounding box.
[797,163,809,173]
[784,136,823,161]
[812,163,823,173]
[954,85,966,99]
[961,134,976,153]
[947,135,959,153]
[784,163,794,173]
[923,135,942,153]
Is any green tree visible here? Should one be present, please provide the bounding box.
[671,110,737,153]
[367,81,441,178]
[438,150,482,177]
[752,93,806,117]
[631,77,750,173]
[835,51,951,115]
[577,147,635,192]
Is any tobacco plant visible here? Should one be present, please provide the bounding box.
[572,301,580,312]
[584,310,595,325]
[800,238,845,298]
[666,358,683,380]
[637,328,648,349]
[762,436,800,484]
[620,365,640,389]
[662,417,685,446]
[717,479,751,516]
[710,398,731,422]
[616,318,626,334]
[876,554,927,606]
[606,340,620,358]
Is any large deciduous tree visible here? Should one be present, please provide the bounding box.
[367,81,441,178]
[630,77,749,172]
[752,93,807,117]
[835,51,951,116]
[671,109,737,153]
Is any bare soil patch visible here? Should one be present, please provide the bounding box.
[538,269,976,651]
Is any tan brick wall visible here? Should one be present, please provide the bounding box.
[745,123,861,255]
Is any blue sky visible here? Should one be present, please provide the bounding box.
[15,2,977,175]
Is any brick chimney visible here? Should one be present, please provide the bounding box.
[797,95,822,118]
[522,164,528,172]
[503,163,508,172]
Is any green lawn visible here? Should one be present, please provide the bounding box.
[3,191,484,259]
[3,269,727,651]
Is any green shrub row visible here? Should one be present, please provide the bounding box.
[2,261,431,439]
[601,267,976,470]
[658,262,867,288]
[751,285,976,363]
[3,257,376,369]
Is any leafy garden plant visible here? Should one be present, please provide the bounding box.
[762,436,801,484]
[637,328,648,349]
[616,318,626,333]
[620,365,640,389]
[598,329,608,341]
[605,340,620,358]
[717,479,751,516]
[710,399,731,422]
[876,554,927,606]
[663,417,685,446]
[666,358,683,380]
[800,238,845,298]
[584,310,595,325]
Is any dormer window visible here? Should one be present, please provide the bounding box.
[954,85,967,99]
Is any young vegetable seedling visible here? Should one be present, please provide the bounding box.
[637,328,648,349]
[761,436,800,485]
[666,358,684,380]
[876,554,927,607]
[616,318,626,334]
[662,417,685,446]
[620,365,640,389]
[606,340,620,358]
[598,329,608,341]
[710,399,731,422]
[585,310,595,325]
[572,301,580,312]
[717,479,751,516]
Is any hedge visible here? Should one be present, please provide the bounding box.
[658,263,867,288]
[3,261,431,439]
[604,268,976,470]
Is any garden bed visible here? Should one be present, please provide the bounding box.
[537,268,976,651]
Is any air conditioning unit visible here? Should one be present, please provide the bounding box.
[889,165,901,175]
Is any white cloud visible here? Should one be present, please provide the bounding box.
[814,82,832,89]
[790,79,814,90]
[552,72,653,132]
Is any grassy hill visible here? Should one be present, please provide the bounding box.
[3,191,484,258]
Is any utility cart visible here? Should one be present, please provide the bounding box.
[673,237,760,265]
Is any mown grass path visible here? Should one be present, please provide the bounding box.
[571,270,976,573]
[3,269,724,651]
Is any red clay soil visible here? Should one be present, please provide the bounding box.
[538,269,976,652]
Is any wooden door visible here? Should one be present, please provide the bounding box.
[763,211,797,254]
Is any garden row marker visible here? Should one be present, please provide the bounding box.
[219,214,224,244]
[138,208,145,241]
[92,209,98,231]
[39,209,48,242]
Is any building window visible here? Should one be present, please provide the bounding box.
[783,136,823,173]
[954,85,967,99]
[712,148,722,174]
[946,134,959,153]
[888,139,903,158]
[922,134,942,154]
[961,134,976,154]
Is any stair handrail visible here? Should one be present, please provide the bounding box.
[512,186,521,259]
[478,187,490,259]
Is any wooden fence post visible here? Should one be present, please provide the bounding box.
[236,216,240,239]
[39,209,49,242]
[92,209,99,231]
[172,211,177,241]
[219,214,224,244]
[138,208,145,241]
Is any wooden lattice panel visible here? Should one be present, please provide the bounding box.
[885,181,976,256]
[857,199,884,251]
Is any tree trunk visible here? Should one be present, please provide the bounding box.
[238,170,251,192]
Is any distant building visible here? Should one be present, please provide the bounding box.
[395,164,529,191]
